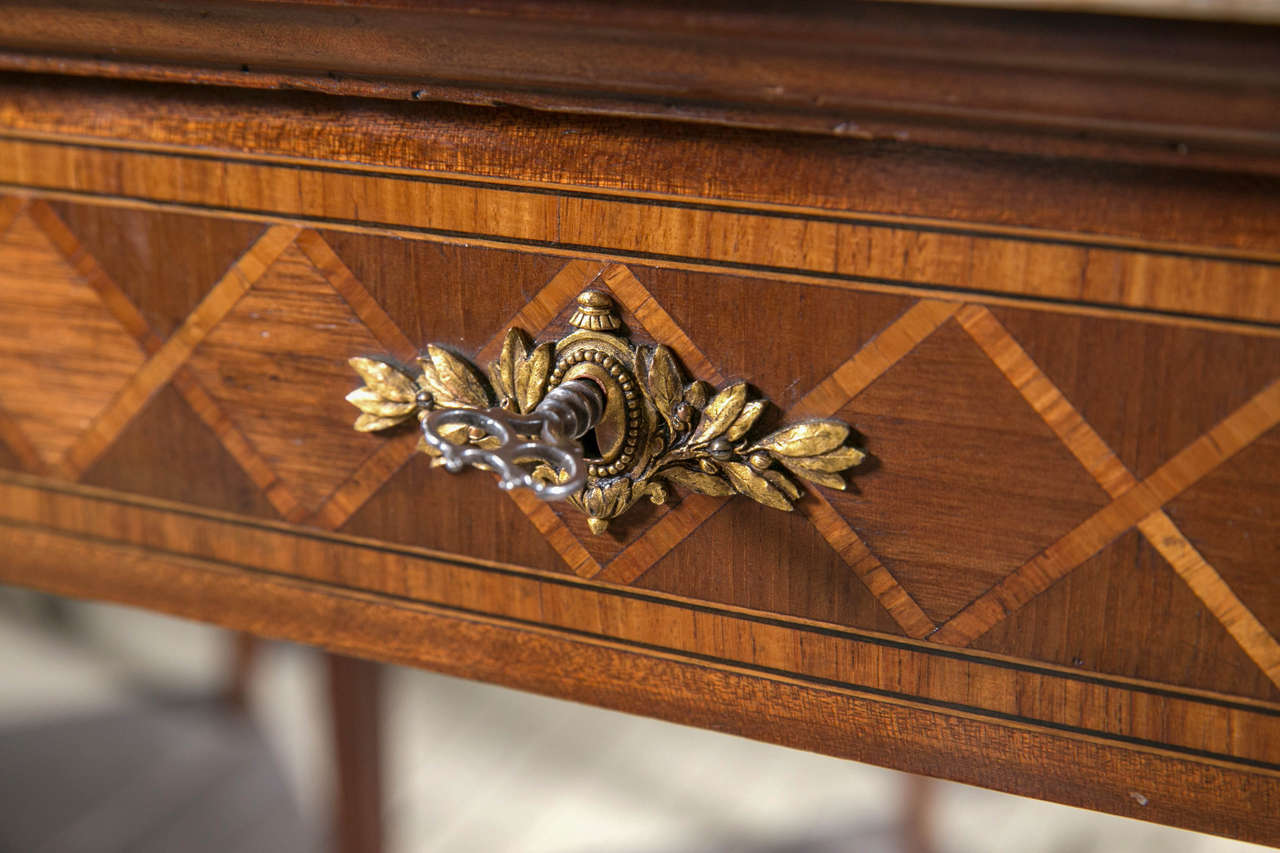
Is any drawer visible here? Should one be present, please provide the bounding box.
[0,74,1277,842]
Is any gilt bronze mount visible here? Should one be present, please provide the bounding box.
[347,290,864,533]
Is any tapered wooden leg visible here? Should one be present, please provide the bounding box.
[327,653,384,853]
[224,632,259,711]
[902,774,936,853]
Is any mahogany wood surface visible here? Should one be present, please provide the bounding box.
[1,132,1279,328]
[0,1,1278,173]
[2,76,1279,252]
[326,655,384,853]
[0,49,1276,845]
[5,514,1278,843]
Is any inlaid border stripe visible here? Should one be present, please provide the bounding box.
[508,488,601,578]
[169,368,305,522]
[600,263,726,385]
[790,300,960,420]
[934,379,1280,647]
[0,406,44,475]
[599,298,956,615]
[7,185,1277,342]
[312,430,420,532]
[20,200,153,478]
[58,224,299,477]
[296,228,431,528]
[778,300,959,634]
[8,182,1277,692]
[1139,511,1280,686]
[295,228,418,363]
[801,493,937,639]
[3,467,1275,716]
[954,304,1280,687]
[2,473,1278,780]
[0,194,22,236]
[594,493,723,585]
[956,304,1137,498]
[27,199,158,350]
[0,198,43,472]
[2,136,1279,326]
[476,259,607,365]
[21,204,308,517]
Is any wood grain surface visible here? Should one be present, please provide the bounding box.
[0,1,1277,172]
[0,506,1276,845]
[0,202,146,475]
[0,72,1276,842]
[3,76,1280,251]
[1,134,1279,328]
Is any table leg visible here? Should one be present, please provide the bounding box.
[327,653,384,853]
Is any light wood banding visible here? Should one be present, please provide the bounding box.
[934,380,1280,647]
[2,137,1279,326]
[60,224,298,475]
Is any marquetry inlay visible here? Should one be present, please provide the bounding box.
[0,201,147,475]
[0,194,1275,699]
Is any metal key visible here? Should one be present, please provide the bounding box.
[420,379,605,501]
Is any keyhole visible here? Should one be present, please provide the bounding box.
[580,428,602,460]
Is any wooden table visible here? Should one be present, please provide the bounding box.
[0,1,1276,847]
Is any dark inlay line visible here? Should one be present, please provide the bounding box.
[2,472,1277,720]
[2,181,1277,336]
[2,511,1277,776]
[4,132,1280,268]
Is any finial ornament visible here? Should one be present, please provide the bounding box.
[568,289,623,331]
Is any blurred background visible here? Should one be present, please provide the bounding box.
[0,588,1270,853]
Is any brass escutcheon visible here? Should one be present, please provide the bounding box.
[347,290,864,533]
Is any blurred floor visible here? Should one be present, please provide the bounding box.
[0,590,1270,853]
[0,702,314,853]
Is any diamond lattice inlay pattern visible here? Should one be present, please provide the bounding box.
[184,240,401,518]
[971,529,1280,701]
[1166,427,1280,644]
[0,195,1276,697]
[825,320,1112,624]
[0,204,146,473]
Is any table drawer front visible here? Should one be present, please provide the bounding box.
[2,187,1277,699]
[0,107,1278,842]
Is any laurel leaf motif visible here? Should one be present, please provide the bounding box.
[754,420,849,457]
[761,469,802,500]
[349,357,417,403]
[420,345,491,408]
[515,342,554,413]
[491,328,529,404]
[777,458,848,490]
[723,461,793,510]
[354,412,410,433]
[796,445,866,472]
[345,387,417,419]
[633,345,652,391]
[644,346,684,425]
[725,399,767,442]
[683,381,710,410]
[664,466,735,497]
[689,382,747,445]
